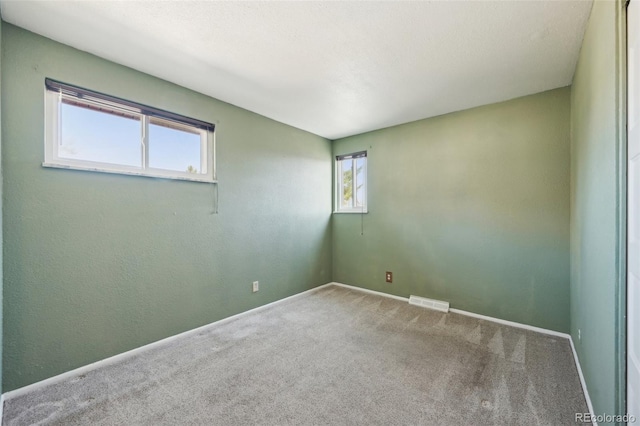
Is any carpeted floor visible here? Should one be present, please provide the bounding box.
[4,285,589,425]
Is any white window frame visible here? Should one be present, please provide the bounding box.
[44,80,216,183]
[335,151,367,213]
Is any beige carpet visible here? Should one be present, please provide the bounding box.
[3,285,589,425]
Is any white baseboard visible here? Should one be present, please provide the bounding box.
[3,282,334,402]
[449,308,570,339]
[331,281,596,423]
[331,282,409,302]
[568,336,597,426]
[2,280,597,426]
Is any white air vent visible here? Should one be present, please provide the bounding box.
[408,295,450,313]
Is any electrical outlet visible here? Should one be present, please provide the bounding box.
[386,271,393,283]
[252,281,259,293]
[578,329,581,341]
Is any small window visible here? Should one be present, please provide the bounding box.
[44,79,215,183]
[335,151,367,213]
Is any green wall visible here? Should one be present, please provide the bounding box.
[1,23,332,392]
[0,15,4,396]
[333,88,571,332]
[570,0,625,418]
[1,2,627,408]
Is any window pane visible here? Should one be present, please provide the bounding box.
[60,100,141,167]
[341,159,354,208]
[355,157,365,208]
[335,152,367,212]
[149,118,202,174]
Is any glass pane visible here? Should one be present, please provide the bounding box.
[60,100,141,167]
[341,159,354,208]
[355,158,366,208]
[149,118,202,174]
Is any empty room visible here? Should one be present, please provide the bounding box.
[0,0,636,424]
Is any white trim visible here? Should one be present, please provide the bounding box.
[331,282,409,302]
[449,308,570,339]
[43,89,216,183]
[331,281,596,421]
[333,282,568,337]
[335,153,367,213]
[569,336,598,425]
[42,163,217,184]
[2,280,596,425]
[332,210,369,214]
[2,282,333,402]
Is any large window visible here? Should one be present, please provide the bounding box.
[335,151,367,213]
[44,79,215,183]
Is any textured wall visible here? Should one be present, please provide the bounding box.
[333,88,571,332]
[0,15,4,396]
[570,0,624,417]
[2,24,332,391]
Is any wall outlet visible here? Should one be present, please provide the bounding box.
[252,281,259,293]
[578,329,581,341]
[385,271,393,283]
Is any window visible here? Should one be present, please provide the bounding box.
[44,79,215,183]
[335,151,367,213]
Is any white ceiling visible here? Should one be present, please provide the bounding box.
[1,0,592,140]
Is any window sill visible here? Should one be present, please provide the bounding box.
[333,210,369,214]
[42,162,217,183]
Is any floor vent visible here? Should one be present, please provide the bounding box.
[408,295,450,313]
